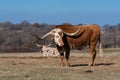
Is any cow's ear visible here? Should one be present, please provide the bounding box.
[59,32,64,37]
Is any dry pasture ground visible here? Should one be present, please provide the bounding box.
[0,49,120,80]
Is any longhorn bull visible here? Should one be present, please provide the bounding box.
[41,24,103,67]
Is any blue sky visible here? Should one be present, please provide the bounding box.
[0,0,120,26]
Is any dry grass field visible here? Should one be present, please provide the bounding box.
[0,49,120,80]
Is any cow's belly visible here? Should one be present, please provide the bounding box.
[67,37,89,49]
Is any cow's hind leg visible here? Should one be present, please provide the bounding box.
[89,44,97,66]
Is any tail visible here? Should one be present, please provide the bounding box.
[98,35,104,57]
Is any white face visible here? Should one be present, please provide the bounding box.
[52,29,64,46]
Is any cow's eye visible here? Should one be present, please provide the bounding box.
[55,35,59,38]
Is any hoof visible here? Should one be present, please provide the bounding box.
[88,63,94,66]
[60,63,66,67]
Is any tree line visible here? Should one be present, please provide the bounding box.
[0,21,120,52]
[102,24,120,48]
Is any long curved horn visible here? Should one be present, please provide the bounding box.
[41,31,52,39]
[63,27,81,36]
[36,43,41,47]
[41,29,62,39]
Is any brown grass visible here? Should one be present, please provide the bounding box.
[0,49,120,80]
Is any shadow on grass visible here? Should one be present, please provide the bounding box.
[70,63,115,67]
[70,64,88,67]
[95,63,115,66]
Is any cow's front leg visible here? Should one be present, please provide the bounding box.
[65,50,70,67]
[60,53,65,67]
